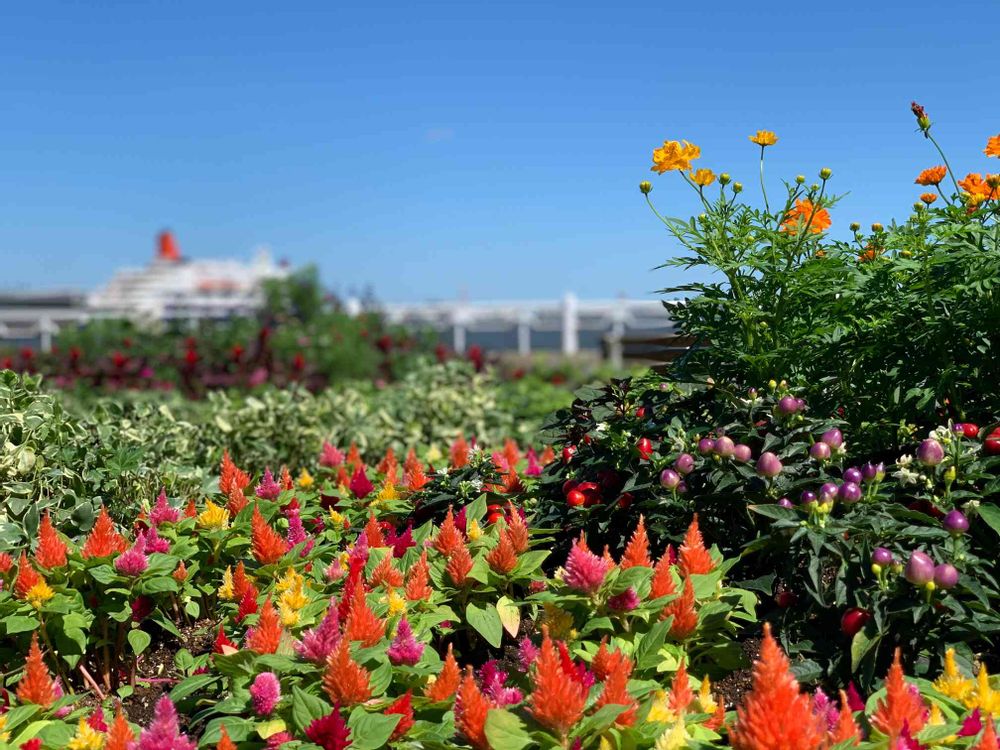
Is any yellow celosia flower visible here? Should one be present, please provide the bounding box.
[297,469,314,489]
[279,600,300,627]
[387,589,407,617]
[749,130,778,147]
[647,690,677,724]
[690,168,716,187]
[276,567,305,593]
[197,500,229,530]
[426,445,443,464]
[329,510,346,529]
[373,482,398,505]
[26,580,55,609]
[935,648,974,702]
[599,735,614,750]
[338,551,351,572]
[654,719,691,750]
[966,665,1000,714]
[0,714,10,743]
[928,703,945,726]
[466,519,483,541]
[651,140,701,174]
[698,676,718,714]
[67,717,105,750]
[218,566,236,600]
[541,603,574,640]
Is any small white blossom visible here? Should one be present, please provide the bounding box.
[897,453,913,467]
[893,466,922,486]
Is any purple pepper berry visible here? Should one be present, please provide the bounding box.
[916,438,945,466]
[800,490,817,506]
[755,452,783,478]
[674,453,695,475]
[697,438,716,455]
[777,396,799,416]
[778,497,794,509]
[934,564,959,589]
[676,481,688,495]
[872,547,894,566]
[714,436,735,458]
[810,442,832,460]
[904,551,936,585]
[838,482,862,504]
[733,444,753,462]
[942,510,969,535]
[861,462,884,483]
[659,469,681,490]
[819,482,839,501]
[821,428,843,448]
[843,467,863,484]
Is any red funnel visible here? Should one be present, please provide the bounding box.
[157,230,181,261]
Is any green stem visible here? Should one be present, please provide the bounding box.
[758,146,771,214]
[926,132,961,196]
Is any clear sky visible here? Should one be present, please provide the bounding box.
[2,1,997,303]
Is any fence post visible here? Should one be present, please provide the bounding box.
[561,293,578,356]
[517,312,532,356]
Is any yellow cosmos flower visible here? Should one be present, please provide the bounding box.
[690,168,716,188]
[197,500,229,530]
[935,648,974,702]
[297,469,314,489]
[541,603,574,640]
[329,510,346,529]
[218,566,236,600]
[387,589,407,617]
[966,665,1000,714]
[26,580,55,609]
[651,140,701,174]
[466,519,483,541]
[698,676,718,714]
[749,130,778,147]
[67,717,105,750]
[647,690,677,724]
[654,720,691,750]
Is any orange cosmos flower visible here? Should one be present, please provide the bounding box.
[916,165,948,186]
[678,513,714,577]
[620,515,651,569]
[729,622,825,750]
[782,199,832,235]
[16,633,55,707]
[404,551,433,601]
[985,134,1000,158]
[425,643,461,701]
[219,450,251,495]
[433,507,466,558]
[82,507,128,559]
[959,173,999,204]
[251,505,287,565]
[14,553,42,599]
[920,192,938,204]
[870,649,927,743]
[35,512,68,569]
[596,652,638,726]
[750,130,778,147]
[829,690,862,746]
[486,530,519,575]
[446,545,474,587]
[216,725,238,750]
[323,639,372,705]
[369,554,404,589]
[650,551,678,599]
[343,584,386,647]
[662,576,698,639]
[455,667,494,750]
[651,140,702,174]
[690,168,716,188]
[669,659,694,715]
[364,513,386,548]
[105,709,135,750]
[248,597,283,654]
[529,627,589,739]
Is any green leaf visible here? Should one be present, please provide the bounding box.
[4,615,39,634]
[170,673,218,702]
[978,504,1000,537]
[484,708,533,750]
[634,618,671,672]
[290,686,331,735]
[466,601,503,648]
[128,629,152,656]
[346,707,400,750]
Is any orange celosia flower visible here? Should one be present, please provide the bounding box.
[650,552,678,599]
[369,554,404,588]
[323,639,372,705]
[425,644,461,701]
[596,652,637,726]
[403,448,421,475]
[505,509,529,553]
[433,508,465,558]
[916,165,948,186]
[678,514,714,577]
[870,649,927,743]
[486,530,519,575]
[248,597,283,654]
[455,667,494,750]
[280,465,294,490]
[662,576,698,639]
[503,438,521,468]
[232,562,255,600]
[251,505,287,565]
[183,498,198,518]
[450,435,470,469]
[35,512,68,569]
[500,469,524,495]
[729,622,825,750]
[406,464,430,491]
[0,551,13,573]
[216,725,238,750]
[405,551,433,601]
[227,485,249,517]
[830,689,862,746]
[14,553,42,599]
[377,447,398,476]
[343,584,386,647]
[219,450,251,496]
[172,561,188,583]
[782,199,832,235]
[591,637,625,682]
[529,627,589,739]
[16,633,55,707]
[705,702,726,731]
[446,545,474,587]
[987,135,1000,158]
[540,446,555,465]
[105,710,135,750]
[346,442,362,470]
[977,717,998,750]
[364,513,386,548]
[669,659,694,715]
[620,515,651,569]
[82,507,128,559]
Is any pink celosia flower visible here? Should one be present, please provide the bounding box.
[347,533,369,569]
[52,678,71,718]
[266,732,294,749]
[285,507,314,556]
[320,442,345,468]
[517,637,540,673]
[87,708,108,732]
[296,599,341,664]
[607,587,639,612]
[525,448,542,476]
[325,561,345,582]
[150,489,180,527]
[562,538,612,594]
[306,707,352,750]
[256,468,282,501]
[480,660,524,706]
[250,672,282,715]
[114,537,148,577]
[846,682,865,711]
[132,695,197,750]
[387,618,424,666]
[141,525,170,554]
[349,466,374,499]
[813,687,840,731]
[960,709,983,737]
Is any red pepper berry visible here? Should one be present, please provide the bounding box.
[840,607,871,637]
[636,437,653,461]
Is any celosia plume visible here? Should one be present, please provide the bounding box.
[433,507,465,558]
[82,507,127,559]
[662,575,698,639]
[870,649,928,743]
[596,651,638,726]
[35,512,68,568]
[620,515,652,568]
[455,667,494,750]
[405,551,433,601]
[323,639,372,705]
[563,534,613,594]
[528,627,589,739]
[16,633,55,707]
[446,544,474,587]
[387,617,425,666]
[425,643,461,701]
[131,696,196,750]
[219,450,251,496]
[250,671,282,715]
[342,584,386,647]
[247,597,284,654]
[296,598,341,663]
[386,690,415,741]
[105,710,135,750]
[251,504,287,565]
[486,530,519,574]
[678,514,715,577]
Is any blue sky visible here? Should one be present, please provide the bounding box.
[2,1,997,303]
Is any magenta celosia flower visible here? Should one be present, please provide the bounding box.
[296,599,341,664]
[562,540,612,594]
[454,506,468,534]
[150,489,180,527]
[250,672,281,716]
[812,687,839,731]
[319,442,345,468]
[525,447,542,476]
[256,468,282,501]
[960,709,983,737]
[266,732,294,749]
[132,695,197,750]
[142,525,170,554]
[516,637,539,673]
[607,587,639,612]
[387,618,424,666]
[480,660,524,706]
[387,525,415,558]
[114,538,149,577]
[349,465,374,499]
[87,708,108,732]
[325,561,345,582]
[306,706,352,750]
[558,641,596,690]
[845,682,865,711]
[285,507,313,556]
[52,678,71,718]
[491,452,509,473]
[347,533,369,569]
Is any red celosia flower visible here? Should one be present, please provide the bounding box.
[433,508,465,558]
[529,627,589,739]
[35,512,68,569]
[363,513,385,548]
[377,447,397,476]
[343,584,386,647]
[16,633,55,707]
[446,545,474,587]
[650,551,678,599]
[350,466,375,499]
[486,530,519,575]
[183,499,197,518]
[662,576,698,639]
[405,551,433,601]
[369,553,404,588]
[455,667,495,750]
[216,725,238,750]
[0,551,14,573]
[669,659,694,715]
[505,509,529,553]
[237,588,259,621]
[105,710,135,750]
[14,553,42,599]
[450,435,470,468]
[870,649,927,743]
[596,651,637,726]
[251,505,287,565]
[977,717,998,750]
[214,625,239,655]
[620,515,652,568]
[248,597,283,654]
[729,622,826,750]
[346,442,363,470]
[323,639,372,705]
[591,637,626,682]
[678,514,715,577]
[305,706,352,750]
[386,690,415,741]
[425,644,461,702]
[829,689,862,746]
[219,450,251,496]
[82,507,128,559]
[20,740,42,750]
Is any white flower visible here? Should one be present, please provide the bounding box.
[897,453,913,467]
[893,466,922,486]
[469,478,483,491]
[595,422,609,434]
